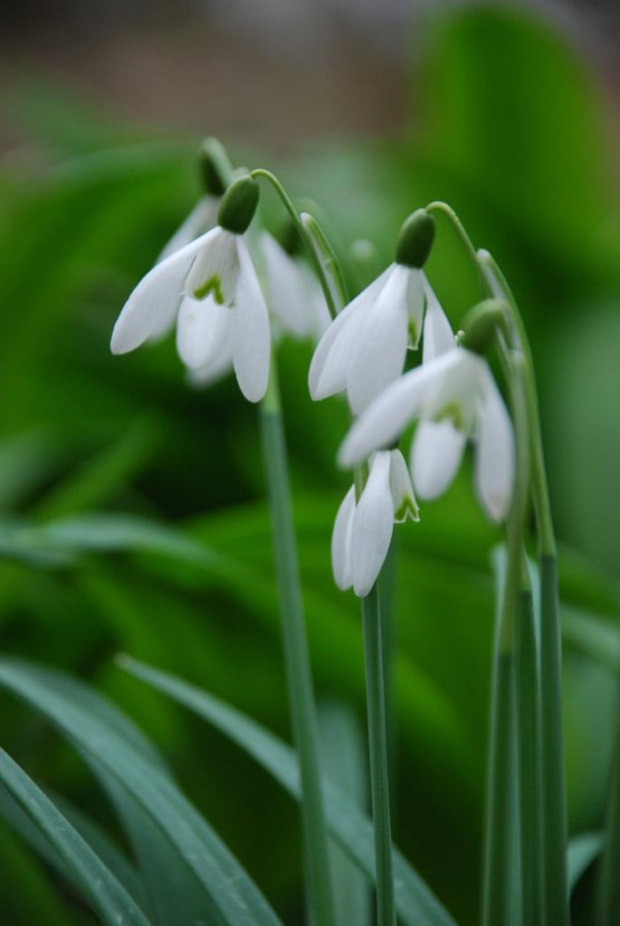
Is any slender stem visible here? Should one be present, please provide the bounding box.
[378,536,398,819]
[539,554,569,926]
[425,201,489,297]
[516,579,544,926]
[250,168,341,320]
[260,362,337,926]
[596,681,620,926]
[481,631,520,926]
[362,584,396,926]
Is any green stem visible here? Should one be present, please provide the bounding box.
[516,580,544,926]
[260,362,337,926]
[539,554,569,926]
[596,682,620,926]
[378,536,398,819]
[362,584,396,926]
[425,201,489,297]
[250,168,341,320]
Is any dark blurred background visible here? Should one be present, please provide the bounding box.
[0,2,619,925]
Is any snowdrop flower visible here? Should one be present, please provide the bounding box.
[339,302,515,523]
[260,231,331,342]
[111,175,271,403]
[332,449,418,598]
[309,209,437,415]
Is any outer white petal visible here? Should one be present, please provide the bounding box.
[308,266,393,400]
[176,294,234,369]
[351,452,394,598]
[346,265,410,415]
[110,229,214,355]
[425,348,487,434]
[157,196,220,263]
[474,371,515,523]
[260,233,308,338]
[232,238,271,403]
[338,350,462,468]
[331,485,356,591]
[422,282,455,363]
[411,419,466,500]
[185,228,240,305]
[389,449,419,522]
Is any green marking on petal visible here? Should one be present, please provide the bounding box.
[435,402,465,431]
[395,495,420,523]
[194,274,225,304]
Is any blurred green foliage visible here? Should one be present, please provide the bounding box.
[0,5,619,924]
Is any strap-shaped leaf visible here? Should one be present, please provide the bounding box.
[0,658,282,926]
[567,832,602,893]
[0,748,153,926]
[121,656,457,926]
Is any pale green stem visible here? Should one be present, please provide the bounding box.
[363,583,396,926]
[260,362,337,926]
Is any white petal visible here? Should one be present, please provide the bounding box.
[186,327,235,389]
[346,265,410,415]
[403,268,425,347]
[422,282,455,363]
[331,485,356,591]
[338,350,462,468]
[351,452,394,598]
[185,228,240,305]
[411,419,466,500]
[474,371,515,522]
[232,238,271,403]
[260,233,308,338]
[308,266,393,401]
[425,349,486,434]
[176,294,234,369]
[389,449,419,522]
[157,196,220,263]
[110,230,214,355]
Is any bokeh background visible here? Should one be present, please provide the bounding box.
[1,1,619,923]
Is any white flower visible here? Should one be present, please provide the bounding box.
[260,232,330,342]
[156,195,220,265]
[111,224,271,403]
[309,264,432,415]
[332,449,419,598]
[339,344,515,523]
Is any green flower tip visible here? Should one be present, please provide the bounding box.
[460,298,507,356]
[218,175,260,234]
[396,209,435,269]
[198,137,230,197]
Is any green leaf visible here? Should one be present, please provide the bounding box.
[0,658,282,926]
[0,748,153,926]
[567,832,602,893]
[120,656,458,926]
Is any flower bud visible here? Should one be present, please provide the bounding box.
[395,209,435,269]
[460,299,507,355]
[218,175,260,234]
[198,138,231,197]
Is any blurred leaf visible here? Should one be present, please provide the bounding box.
[120,656,458,926]
[568,832,602,892]
[0,748,153,926]
[0,659,282,926]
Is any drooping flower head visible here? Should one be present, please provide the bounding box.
[309,209,439,415]
[332,449,418,598]
[339,300,515,523]
[111,174,272,403]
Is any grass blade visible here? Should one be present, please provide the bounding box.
[119,655,458,926]
[0,748,153,926]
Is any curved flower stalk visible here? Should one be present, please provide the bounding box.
[333,449,418,598]
[260,231,331,342]
[339,321,515,524]
[111,176,272,403]
[309,209,438,414]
